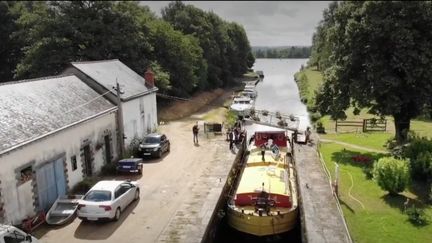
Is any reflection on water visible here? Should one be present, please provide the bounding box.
[253,58,310,131]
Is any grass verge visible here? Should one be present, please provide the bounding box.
[320,142,432,243]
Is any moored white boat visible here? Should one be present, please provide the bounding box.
[230,96,254,117]
[242,88,257,99]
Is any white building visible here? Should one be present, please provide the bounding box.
[0,75,118,224]
[63,60,159,148]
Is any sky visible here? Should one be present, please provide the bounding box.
[141,1,330,47]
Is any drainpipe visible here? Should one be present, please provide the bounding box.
[114,80,125,158]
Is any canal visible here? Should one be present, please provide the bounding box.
[214,58,308,243]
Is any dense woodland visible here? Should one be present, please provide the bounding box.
[309,1,432,143]
[252,46,311,58]
[0,1,254,97]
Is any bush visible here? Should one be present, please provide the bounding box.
[406,205,429,226]
[363,164,374,180]
[386,137,398,150]
[402,135,432,180]
[124,136,142,158]
[71,177,98,194]
[373,157,410,195]
[310,112,321,123]
[316,121,326,134]
[428,184,432,204]
[226,110,238,127]
[100,163,117,176]
[307,105,317,113]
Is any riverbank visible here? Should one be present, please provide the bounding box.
[157,74,258,122]
[295,66,432,243]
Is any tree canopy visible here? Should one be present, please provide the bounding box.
[162,1,254,88]
[313,1,432,143]
[0,0,254,97]
[252,46,311,59]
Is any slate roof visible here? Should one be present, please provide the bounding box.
[71,59,158,100]
[0,75,116,154]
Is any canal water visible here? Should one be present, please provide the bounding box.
[244,58,310,135]
[214,58,308,243]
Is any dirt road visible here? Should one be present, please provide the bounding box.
[34,116,236,243]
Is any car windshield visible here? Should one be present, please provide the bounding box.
[84,190,111,202]
[144,137,160,144]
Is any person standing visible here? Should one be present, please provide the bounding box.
[305,127,311,144]
[261,144,266,161]
[229,130,234,150]
[193,122,199,144]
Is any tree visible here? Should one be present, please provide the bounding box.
[147,19,205,96]
[226,22,254,77]
[315,1,432,143]
[15,1,152,79]
[0,1,23,82]
[309,1,339,70]
[162,1,254,89]
[402,135,432,181]
[373,157,410,195]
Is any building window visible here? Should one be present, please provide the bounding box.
[71,155,77,171]
[20,166,32,184]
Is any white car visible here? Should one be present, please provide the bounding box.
[77,180,140,222]
[0,224,39,243]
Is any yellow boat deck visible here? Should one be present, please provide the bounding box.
[227,142,299,236]
[236,147,291,197]
[231,144,298,215]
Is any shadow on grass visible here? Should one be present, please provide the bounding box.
[408,180,431,203]
[339,198,356,214]
[331,149,387,169]
[381,194,430,228]
[381,193,424,211]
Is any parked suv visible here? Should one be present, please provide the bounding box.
[138,133,170,158]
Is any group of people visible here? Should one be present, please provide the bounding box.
[227,119,246,150]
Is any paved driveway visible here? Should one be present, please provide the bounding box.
[34,119,235,243]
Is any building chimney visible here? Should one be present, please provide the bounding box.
[144,68,155,88]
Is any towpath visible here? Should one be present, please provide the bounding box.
[294,134,352,243]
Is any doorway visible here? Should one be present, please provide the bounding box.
[83,145,92,176]
[104,135,111,164]
[36,158,66,211]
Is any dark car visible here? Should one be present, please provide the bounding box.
[138,133,170,158]
[117,158,143,174]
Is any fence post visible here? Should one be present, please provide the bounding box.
[362,119,366,133]
[335,120,338,133]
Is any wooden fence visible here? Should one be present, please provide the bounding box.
[335,118,387,132]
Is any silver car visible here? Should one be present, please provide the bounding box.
[77,180,139,222]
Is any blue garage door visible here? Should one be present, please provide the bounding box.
[36,157,66,211]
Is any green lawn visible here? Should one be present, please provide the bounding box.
[321,132,392,152]
[320,142,432,243]
[295,67,432,140]
[294,67,323,107]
